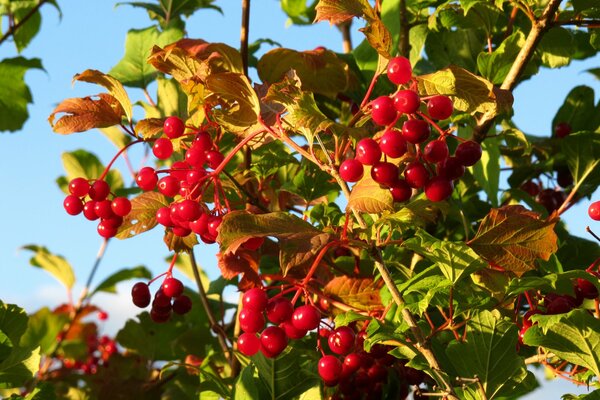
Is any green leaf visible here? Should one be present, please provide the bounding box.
[478,31,538,85]
[0,57,43,132]
[552,86,599,133]
[90,266,153,296]
[109,26,184,88]
[404,230,487,283]
[446,310,529,399]
[13,4,41,53]
[57,149,124,193]
[0,303,29,352]
[348,167,394,214]
[563,132,600,197]
[234,365,265,400]
[524,309,600,377]
[472,136,501,207]
[156,76,187,118]
[425,29,483,72]
[19,308,68,355]
[0,346,40,389]
[563,389,600,400]
[116,192,169,239]
[281,161,339,204]
[537,27,574,68]
[21,245,75,289]
[281,0,317,25]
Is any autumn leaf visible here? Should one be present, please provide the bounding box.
[467,205,558,276]
[135,118,164,139]
[73,69,133,123]
[324,276,383,312]
[116,192,169,239]
[49,93,125,134]
[217,250,261,291]
[163,230,199,253]
[347,167,394,214]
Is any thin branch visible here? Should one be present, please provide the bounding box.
[524,352,556,364]
[337,21,353,53]
[0,0,49,46]
[553,18,600,27]
[221,169,269,212]
[240,0,251,76]
[399,0,410,58]
[81,238,110,304]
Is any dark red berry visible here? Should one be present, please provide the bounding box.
[403,162,430,189]
[588,201,600,221]
[102,215,123,229]
[291,305,321,331]
[522,309,542,329]
[205,150,224,170]
[131,282,151,308]
[427,95,453,120]
[136,167,158,191]
[162,277,184,298]
[390,179,412,202]
[69,177,90,197]
[521,180,540,197]
[328,326,355,355]
[339,159,364,182]
[371,161,399,187]
[173,295,192,315]
[556,167,573,188]
[242,288,268,312]
[164,116,185,139]
[266,297,294,324]
[89,180,110,201]
[537,189,560,214]
[172,226,192,237]
[238,332,260,356]
[111,197,131,217]
[401,119,430,144]
[318,355,343,382]
[437,156,465,180]
[280,320,307,339]
[424,177,453,202]
[379,129,407,158]
[545,295,575,314]
[455,140,482,166]
[423,140,449,163]
[152,290,172,312]
[387,56,412,85]
[260,326,288,358]
[239,308,266,333]
[342,353,362,378]
[150,308,171,323]
[554,122,571,138]
[393,90,420,114]
[64,195,84,215]
[575,278,599,299]
[371,96,397,126]
[355,138,381,166]
[152,138,174,160]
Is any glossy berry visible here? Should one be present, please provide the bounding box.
[111,197,131,217]
[280,320,308,339]
[173,295,192,315]
[237,332,261,356]
[193,131,213,152]
[455,140,482,166]
[318,355,343,382]
[83,201,99,221]
[589,201,600,221]
[97,221,118,238]
[437,157,465,180]
[554,122,571,138]
[379,129,407,158]
[162,277,184,298]
[291,304,321,331]
[328,326,356,355]
[387,56,412,85]
[425,177,453,202]
[355,138,381,166]
[131,282,151,308]
[136,167,158,191]
[205,150,225,170]
[427,95,453,120]
[403,162,430,189]
[393,90,420,114]
[339,159,364,182]
[89,180,110,201]
[522,309,542,329]
[153,290,172,312]
[371,96,397,126]
[260,326,288,358]
[64,195,84,215]
[242,288,269,312]
[69,177,90,197]
[158,176,180,197]
[156,206,173,227]
[94,200,115,219]
[152,138,174,160]
[102,215,123,229]
[390,179,412,202]
[164,116,185,139]
[401,119,430,144]
[176,199,202,222]
[556,168,573,188]
[266,297,294,324]
[239,308,266,333]
[423,140,449,163]
[575,278,599,299]
[185,145,207,168]
[371,161,399,187]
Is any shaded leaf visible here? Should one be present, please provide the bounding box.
[163,230,199,253]
[0,57,43,132]
[472,136,501,207]
[537,27,574,68]
[0,345,40,389]
[217,250,260,291]
[281,0,317,25]
[324,276,383,311]
[348,167,393,213]
[234,365,265,400]
[48,94,125,134]
[552,86,599,133]
[73,70,133,123]
[563,132,600,198]
[91,266,152,296]
[116,192,169,239]
[19,308,68,355]
[0,303,29,349]
[478,31,538,85]
[21,245,75,289]
[468,205,558,276]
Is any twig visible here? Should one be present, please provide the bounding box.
[399,0,410,57]
[587,226,600,243]
[0,0,49,46]
[221,169,269,212]
[240,0,251,76]
[338,21,353,53]
[553,18,600,27]
[524,352,556,364]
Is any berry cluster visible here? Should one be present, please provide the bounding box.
[338,56,482,203]
[131,276,192,323]
[236,288,322,358]
[61,334,118,375]
[520,179,569,214]
[63,177,132,238]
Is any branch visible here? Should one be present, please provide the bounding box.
[473,0,564,142]
[0,0,49,46]
[337,21,353,53]
[553,18,600,27]
[240,0,251,76]
[399,0,410,58]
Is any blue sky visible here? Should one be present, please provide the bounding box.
[0,1,598,398]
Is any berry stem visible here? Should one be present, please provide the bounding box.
[210,128,266,177]
[291,240,341,305]
[359,59,383,109]
[99,139,144,181]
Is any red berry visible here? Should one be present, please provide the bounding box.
[403,162,430,189]
[521,180,540,197]
[131,282,151,308]
[318,355,343,382]
[342,353,362,377]
[427,95,453,120]
[164,116,185,139]
[575,278,599,299]
[371,96,397,126]
[64,195,84,215]
[69,177,90,197]
[328,326,356,355]
[379,129,407,158]
[455,140,482,166]
[238,332,261,356]
[207,215,222,239]
[170,161,189,181]
[193,131,213,152]
[266,297,294,324]
[537,189,560,213]
[205,150,225,170]
[545,295,575,314]
[89,180,110,201]
[291,304,321,331]
[239,308,266,333]
[83,200,99,221]
[172,226,192,237]
[102,215,123,229]
[556,168,573,188]
[371,161,399,187]
[367,363,388,381]
[589,201,600,221]
[94,200,114,219]
[242,288,269,312]
[424,177,453,202]
[390,179,412,202]
[387,56,412,85]
[176,199,202,222]
[152,290,172,312]
[522,309,542,329]
[162,277,184,298]
[554,122,571,138]
[156,206,173,227]
[136,167,158,191]
[152,138,174,160]
[150,308,171,323]
[97,221,118,238]
[280,320,308,339]
[423,140,449,163]
[260,326,288,358]
[401,119,430,144]
[437,157,465,180]
[173,295,192,315]
[111,197,131,217]
[158,176,180,197]
[242,237,265,250]
[97,311,108,321]
[355,138,381,166]
[339,159,364,182]
[393,90,420,114]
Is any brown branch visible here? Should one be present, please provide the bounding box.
[338,21,353,53]
[473,0,564,142]
[399,0,410,57]
[553,18,600,27]
[0,0,49,46]
[240,0,251,76]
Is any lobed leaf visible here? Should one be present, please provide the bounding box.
[21,245,75,289]
[216,250,261,291]
[347,167,394,214]
[563,132,600,198]
[323,276,383,311]
[73,69,133,123]
[90,266,153,296]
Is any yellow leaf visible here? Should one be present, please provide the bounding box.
[48,94,124,134]
[73,69,133,123]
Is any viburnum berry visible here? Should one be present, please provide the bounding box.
[545,295,576,314]
[390,179,412,202]
[339,159,364,182]
[589,201,600,221]
[291,304,321,331]
[185,145,206,168]
[157,176,180,197]
[64,195,84,216]
[455,140,482,166]
[94,200,114,219]
[355,138,381,166]
[97,311,108,321]
[237,332,261,356]
[150,308,171,323]
[521,180,540,197]
[556,167,573,188]
[172,295,192,315]
[152,138,174,160]
[239,308,266,333]
[136,167,158,191]
[97,220,118,238]
[280,320,308,339]
[401,119,430,144]
[176,199,202,222]
[437,156,465,180]
[575,278,599,300]
[371,96,397,126]
[371,161,399,187]
[170,161,189,181]
[162,277,184,298]
[554,122,571,138]
[537,189,560,214]
[522,309,542,329]
[83,200,99,221]
[379,129,407,158]
[131,283,151,308]
[423,139,449,163]
[260,326,288,358]
[403,162,430,189]
[328,326,356,355]
[111,197,131,217]
[193,131,213,152]
[342,353,362,377]
[242,288,269,312]
[69,177,90,197]
[318,355,343,383]
[152,290,172,313]
[89,180,110,201]
[156,206,173,227]
[206,215,222,240]
[164,116,185,139]
[172,226,192,237]
[387,56,412,85]
[427,95,453,120]
[205,150,224,170]
[393,90,420,114]
[424,177,454,202]
[266,297,294,324]
[102,215,123,229]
